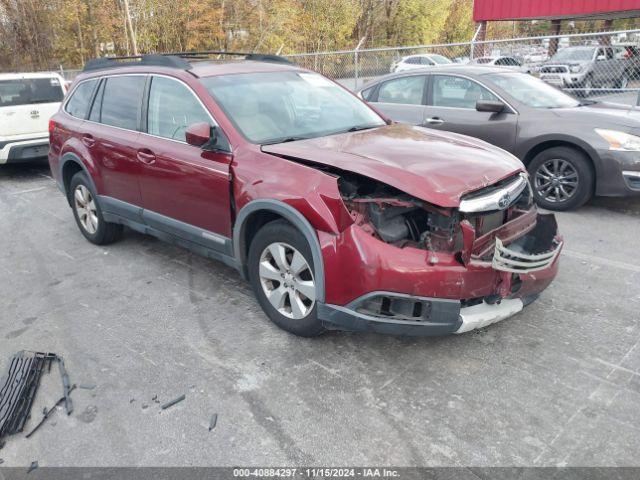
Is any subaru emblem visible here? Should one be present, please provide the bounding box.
[498,193,511,209]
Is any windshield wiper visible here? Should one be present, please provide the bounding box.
[345,123,381,133]
[261,136,309,145]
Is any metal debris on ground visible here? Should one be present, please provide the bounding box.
[27,461,38,473]
[208,413,218,431]
[26,385,77,439]
[0,351,73,443]
[160,394,186,410]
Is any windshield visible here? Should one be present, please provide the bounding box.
[551,47,595,62]
[431,55,452,65]
[486,72,580,108]
[202,71,385,144]
[0,77,64,107]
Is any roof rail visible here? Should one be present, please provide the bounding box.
[83,54,192,72]
[83,51,292,72]
[159,51,293,65]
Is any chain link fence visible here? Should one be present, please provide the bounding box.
[29,28,640,107]
[284,28,640,105]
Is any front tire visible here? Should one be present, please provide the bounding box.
[616,71,630,89]
[69,171,123,245]
[528,146,593,211]
[579,75,593,97]
[248,220,324,337]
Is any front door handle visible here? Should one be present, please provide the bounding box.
[137,148,156,165]
[425,117,444,125]
[81,134,95,147]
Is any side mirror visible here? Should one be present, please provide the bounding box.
[596,54,606,61]
[185,122,226,152]
[476,100,505,113]
[185,122,214,147]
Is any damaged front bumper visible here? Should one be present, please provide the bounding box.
[318,212,562,336]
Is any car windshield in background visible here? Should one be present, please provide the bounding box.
[0,78,64,107]
[550,47,595,62]
[202,71,384,144]
[486,73,580,109]
[431,55,452,64]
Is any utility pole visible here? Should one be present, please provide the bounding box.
[122,0,138,55]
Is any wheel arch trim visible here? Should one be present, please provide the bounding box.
[59,152,98,201]
[233,199,326,303]
[519,135,602,176]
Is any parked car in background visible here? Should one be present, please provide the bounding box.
[471,56,529,72]
[539,45,632,96]
[618,43,640,79]
[0,72,66,164]
[391,54,452,72]
[359,65,640,210]
[49,54,561,337]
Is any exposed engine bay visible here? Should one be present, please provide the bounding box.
[338,172,534,256]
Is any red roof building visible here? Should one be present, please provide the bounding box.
[474,0,640,22]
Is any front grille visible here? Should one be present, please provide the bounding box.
[459,173,531,213]
[540,65,569,74]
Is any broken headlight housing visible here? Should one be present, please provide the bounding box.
[338,173,462,252]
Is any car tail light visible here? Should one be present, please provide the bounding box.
[48,119,56,135]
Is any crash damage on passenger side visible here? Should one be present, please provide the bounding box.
[318,170,563,335]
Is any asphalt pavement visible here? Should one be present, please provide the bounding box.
[0,163,639,467]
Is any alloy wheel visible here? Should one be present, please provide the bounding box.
[258,242,316,320]
[534,158,579,204]
[74,184,99,234]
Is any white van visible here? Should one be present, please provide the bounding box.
[0,72,66,164]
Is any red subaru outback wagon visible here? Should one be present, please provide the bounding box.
[49,53,562,337]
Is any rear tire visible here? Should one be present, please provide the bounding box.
[69,171,123,245]
[248,220,324,337]
[528,146,593,211]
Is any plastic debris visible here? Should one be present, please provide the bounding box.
[160,394,186,410]
[208,413,218,431]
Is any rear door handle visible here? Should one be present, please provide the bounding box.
[81,134,95,147]
[137,148,156,165]
[425,117,444,125]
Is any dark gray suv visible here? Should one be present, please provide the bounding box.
[359,65,640,210]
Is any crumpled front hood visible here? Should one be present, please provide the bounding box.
[261,124,524,208]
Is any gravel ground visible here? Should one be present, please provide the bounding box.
[0,162,639,468]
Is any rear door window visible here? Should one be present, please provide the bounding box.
[0,77,64,108]
[100,75,146,131]
[65,79,98,118]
